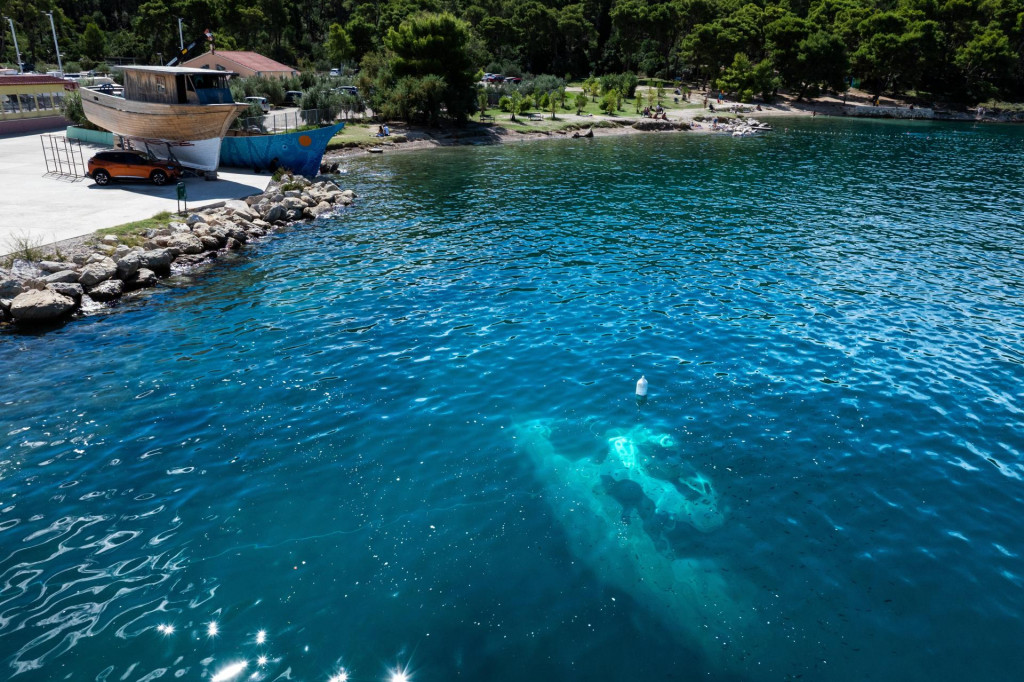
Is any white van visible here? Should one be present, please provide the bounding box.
[245,96,270,113]
[329,68,340,76]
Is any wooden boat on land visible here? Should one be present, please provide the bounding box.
[221,122,345,176]
[81,66,249,171]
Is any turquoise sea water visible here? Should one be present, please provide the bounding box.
[2,118,1023,682]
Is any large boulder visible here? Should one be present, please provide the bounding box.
[139,249,174,275]
[116,251,144,279]
[87,279,124,302]
[282,196,306,211]
[0,278,26,299]
[124,268,157,291]
[47,282,84,303]
[166,232,204,254]
[310,201,335,217]
[263,204,287,223]
[78,257,118,287]
[9,259,42,280]
[42,269,81,284]
[224,199,259,221]
[38,260,78,273]
[9,288,76,322]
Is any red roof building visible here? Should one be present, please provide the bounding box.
[181,50,299,79]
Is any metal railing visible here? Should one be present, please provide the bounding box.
[233,108,322,134]
[40,134,87,180]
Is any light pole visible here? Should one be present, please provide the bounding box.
[42,11,63,77]
[177,18,184,51]
[4,16,23,73]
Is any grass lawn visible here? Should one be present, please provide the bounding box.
[95,211,175,246]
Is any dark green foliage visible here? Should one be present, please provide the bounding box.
[3,0,1023,106]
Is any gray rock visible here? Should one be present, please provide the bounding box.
[9,288,76,321]
[311,201,335,217]
[0,298,11,319]
[198,235,221,251]
[285,208,304,221]
[169,222,190,233]
[282,197,305,211]
[166,232,204,254]
[224,226,248,243]
[224,199,259,220]
[47,281,84,302]
[38,260,77,273]
[116,252,144,279]
[140,249,174,275]
[112,245,132,259]
[263,204,287,223]
[125,268,157,291]
[87,279,124,302]
[10,259,42,280]
[101,234,119,245]
[86,252,110,265]
[185,213,207,226]
[42,270,81,284]
[0,278,26,298]
[78,258,118,287]
[225,237,242,250]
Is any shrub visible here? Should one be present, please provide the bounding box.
[59,90,91,127]
[599,90,618,114]
[299,84,344,123]
[600,73,638,99]
[498,95,512,112]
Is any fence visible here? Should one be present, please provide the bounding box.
[234,108,321,134]
[40,133,87,180]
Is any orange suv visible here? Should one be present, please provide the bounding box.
[88,150,183,186]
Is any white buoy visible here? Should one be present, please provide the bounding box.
[636,375,648,397]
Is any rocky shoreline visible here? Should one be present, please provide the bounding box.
[0,174,354,330]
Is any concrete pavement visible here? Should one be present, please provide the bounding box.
[0,130,272,256]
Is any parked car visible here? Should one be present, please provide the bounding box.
[329,68,340,76]
[485,74,504,83]
[245,96,270,113]
[505,76,522,84]
[335,85,359,96]
[87,150,183,186]
[284,90,303,106]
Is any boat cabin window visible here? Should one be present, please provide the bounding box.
[183,73,233,104]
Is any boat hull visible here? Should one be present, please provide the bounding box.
[82,89,248,171]
[82,89,247,141]
[220,123,345,176]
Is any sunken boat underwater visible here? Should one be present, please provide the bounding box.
[81,66,249,171]
[220,121,345,177]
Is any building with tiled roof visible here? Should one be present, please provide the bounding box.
[181,50,299,79]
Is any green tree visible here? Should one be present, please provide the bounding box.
[326,23,354,69]
[80,21,105,62]
[384,12,478,122]
[574,91,588,114]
